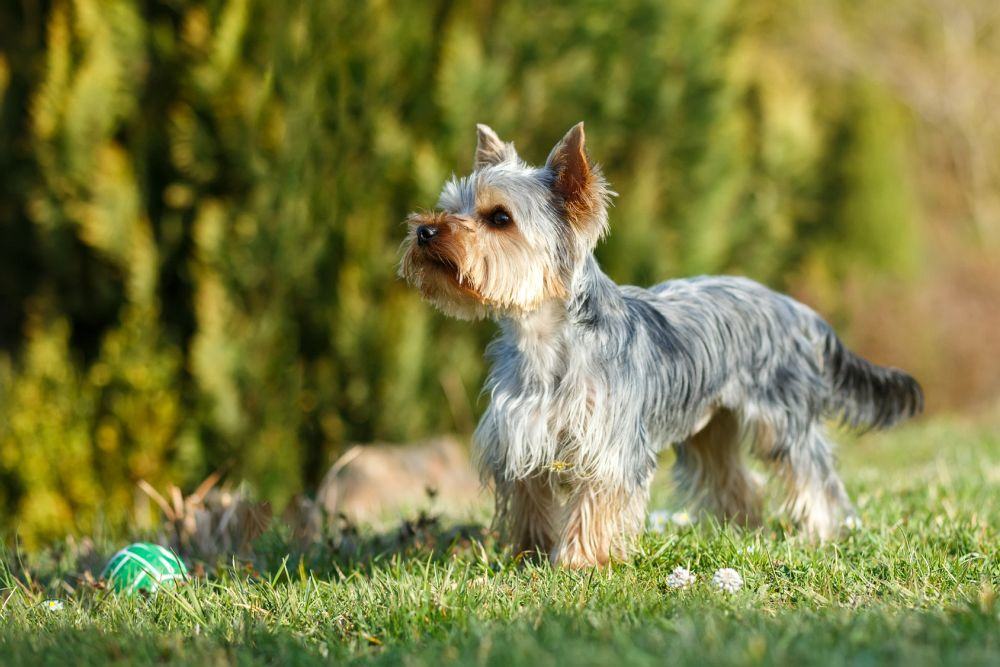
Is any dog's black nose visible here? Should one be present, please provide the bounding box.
[416,225,438,246]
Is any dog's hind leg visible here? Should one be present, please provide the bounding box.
[671,409,763,527]
[754,422,856,540]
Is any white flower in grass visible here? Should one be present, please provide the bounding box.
[647,509,671,533]
[648,509,695,533]
[42,599,64,612]
[843,515,863,531]
[666,566,697,590]
[711,568,743,593]
[670,511,694,527]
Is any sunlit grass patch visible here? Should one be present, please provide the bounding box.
[1,415,997,665]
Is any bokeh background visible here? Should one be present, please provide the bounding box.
[1,0,997,546]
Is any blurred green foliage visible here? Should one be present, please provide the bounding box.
[0,0,934,544]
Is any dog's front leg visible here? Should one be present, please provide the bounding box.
[496,475,558,559]
[549,481,648,568]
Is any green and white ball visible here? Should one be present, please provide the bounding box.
[102,542,188,594]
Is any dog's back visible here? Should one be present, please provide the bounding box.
[645,275,923,432]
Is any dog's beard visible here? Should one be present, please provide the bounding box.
[398,220,570,320]
[399,242,489,320]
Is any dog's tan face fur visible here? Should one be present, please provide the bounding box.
[399,124,609,320]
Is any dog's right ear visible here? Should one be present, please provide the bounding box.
[475,124,516,168]
[546,122,609,243]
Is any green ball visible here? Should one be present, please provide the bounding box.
[102,542,188,594]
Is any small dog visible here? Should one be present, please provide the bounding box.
[399,122,923,568]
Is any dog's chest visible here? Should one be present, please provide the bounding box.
[477,304,653,482]
[509,332,604,460]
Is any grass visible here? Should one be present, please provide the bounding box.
[1,414,998,666]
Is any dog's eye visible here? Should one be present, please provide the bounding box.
[486,207,513,228]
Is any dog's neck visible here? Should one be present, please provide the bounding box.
[499,256,622,379]
[501,299,568,378]
[566,254,622,324]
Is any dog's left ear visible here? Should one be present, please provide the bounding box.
[475,124,517,168]
[546,122,606,237]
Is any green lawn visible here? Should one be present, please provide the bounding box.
[2,415,998,666]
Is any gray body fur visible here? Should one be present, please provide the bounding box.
[476,254,922,547]
[477,256,921,490]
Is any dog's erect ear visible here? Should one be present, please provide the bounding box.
[475,124,515,168]
[546,122,606,235]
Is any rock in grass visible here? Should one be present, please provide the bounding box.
[101,542,188,594]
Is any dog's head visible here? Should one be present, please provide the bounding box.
[399,123,612,320]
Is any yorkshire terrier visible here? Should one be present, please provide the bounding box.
[399,122,923,568]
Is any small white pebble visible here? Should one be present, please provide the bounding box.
[666,566,697,590]
[711,568,743,593]
[647,509,671,533]
[42,599,64,612]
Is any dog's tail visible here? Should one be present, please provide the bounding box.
[822,331,924,430]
